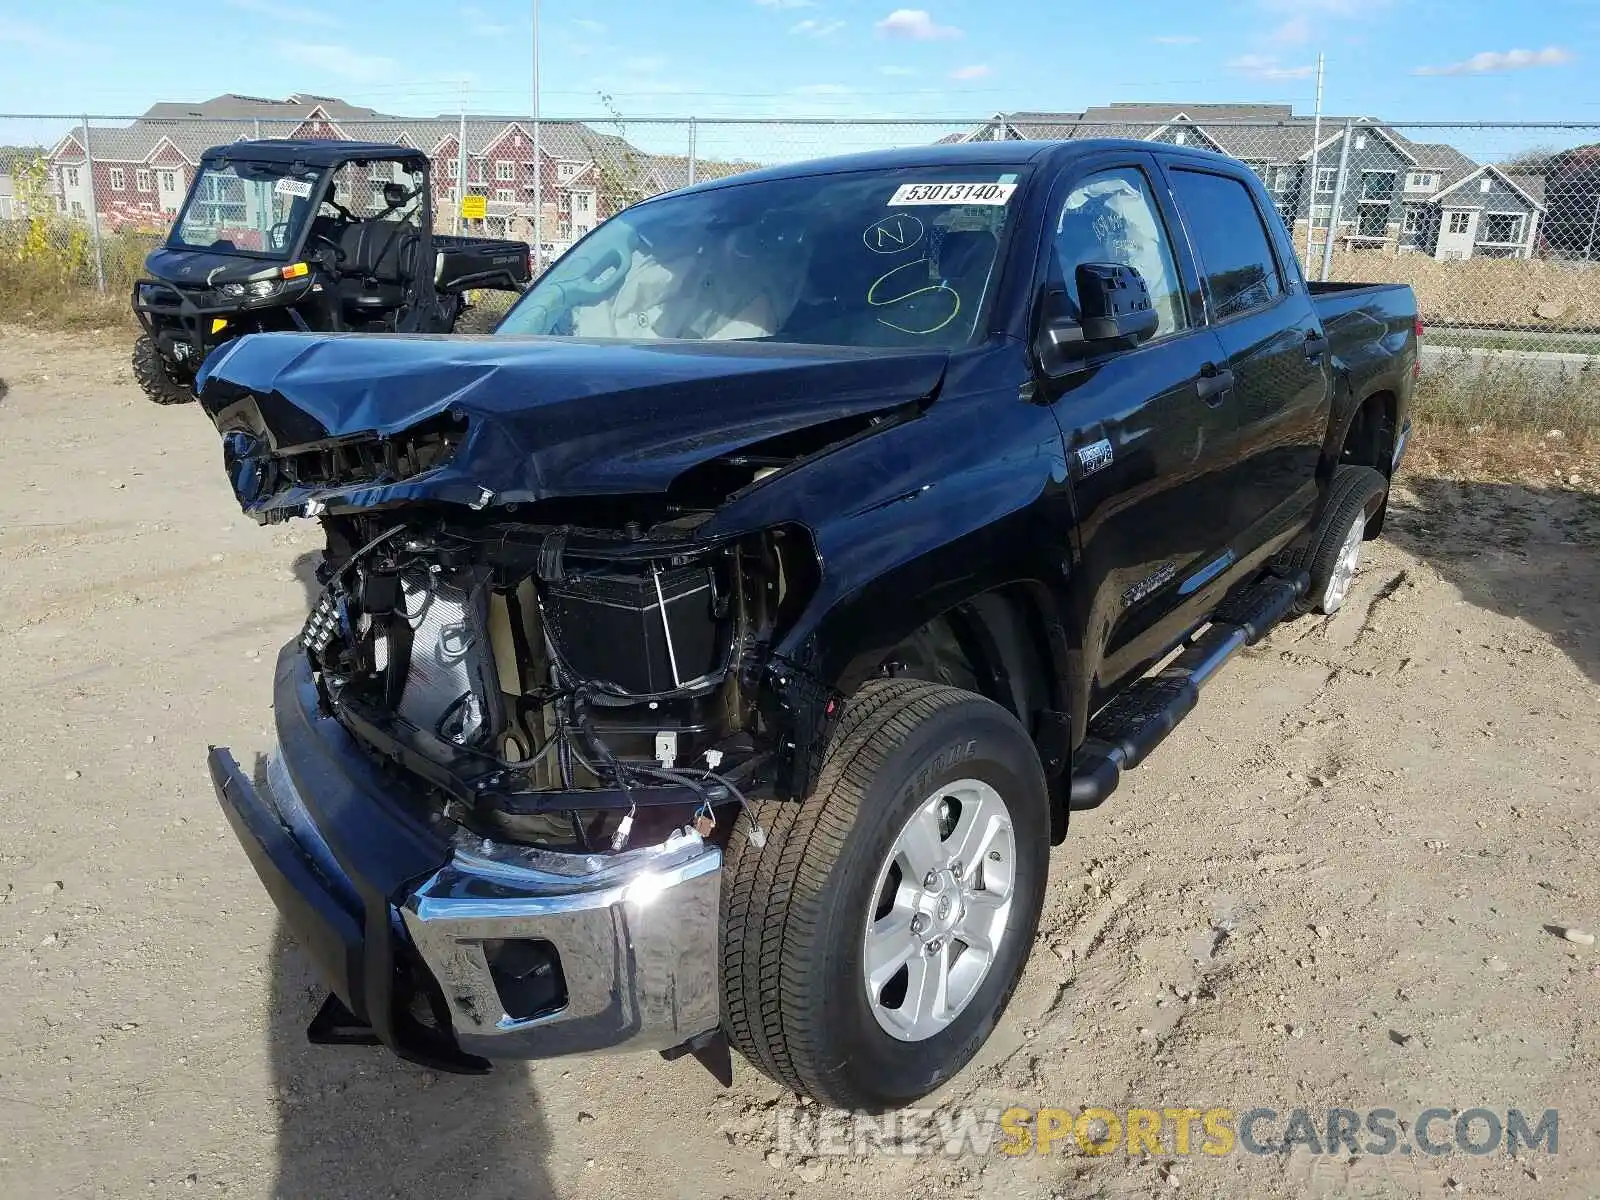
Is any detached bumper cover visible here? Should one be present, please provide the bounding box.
[208,644,724,1069]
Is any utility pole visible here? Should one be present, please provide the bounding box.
[455,79,468,235]
[531,0,542,274]
[1585,191,1600,261]
[1304,52,1326,270]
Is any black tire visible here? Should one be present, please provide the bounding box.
[132,335,194,405]
[1292,465,1389,615]
[720,679,1050,1109]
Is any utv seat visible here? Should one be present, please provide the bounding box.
[337,219,416,316]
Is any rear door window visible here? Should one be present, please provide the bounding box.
[1167,169,1283,321]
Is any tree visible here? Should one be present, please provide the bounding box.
[1540,144,1600,259]
[1500,145,1560,176]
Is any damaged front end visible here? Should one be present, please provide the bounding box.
[200,332,943,1070]
[303,507,827,850]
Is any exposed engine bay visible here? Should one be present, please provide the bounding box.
[301,509,825,853]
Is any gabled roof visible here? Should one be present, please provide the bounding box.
[1430,162,1546,211]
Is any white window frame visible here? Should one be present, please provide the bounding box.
[135,169,151,192]
[1479,211,1525,246]
[160,170,176,191]
[495,160,515,182]
[110,167,125,190]
[1311,202,1333,219]
[1402,205,1426,235]
[493,187,514,202]
[63,166,80,188]
[1404,171,1437,193]
[1447,211,1472,235]
[1479,177,1492,193]
[1316,168,1337,194]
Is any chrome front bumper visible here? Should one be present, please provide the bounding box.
[241,729,723,1062]
[400,829,724,1059]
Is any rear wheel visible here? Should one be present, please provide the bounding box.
[720,680,1049,1109]
[132,335,193,406]
[1294,465,1389,614]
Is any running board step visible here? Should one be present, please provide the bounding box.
[1069,571,1307,811]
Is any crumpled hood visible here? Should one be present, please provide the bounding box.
[198,332,948,520]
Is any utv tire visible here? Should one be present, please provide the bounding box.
[1293,465,1389,615]
[720,679,1050,1109]
[132,335,194,406]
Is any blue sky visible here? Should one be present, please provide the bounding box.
[0,0,1593,126]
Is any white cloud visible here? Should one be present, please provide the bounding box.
[226,0,340,27]
[1226,53,1315,80]
[276,41,397,82]
[790,18,846,36]
[1413,46,1574,76]
[1261,0,1385,13]
[1266,16,1310,45]
[1152,34,1200,44]
[461,4,508,37]
[950,64,991,80]
[874,9,962,40]
[879,64,917,76]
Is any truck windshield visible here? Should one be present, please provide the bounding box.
[496,166,1028,348]
[170,162,323,259]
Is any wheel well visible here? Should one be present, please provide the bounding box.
[1340,391,1396,475]
[876,584,1073,842]
[879,589,1052,728]
[1338,390,1396,535]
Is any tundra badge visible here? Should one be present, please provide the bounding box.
[1075,438,1114,478]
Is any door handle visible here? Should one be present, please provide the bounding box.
[1303,332,1330,360]
[1196,363,1234,405]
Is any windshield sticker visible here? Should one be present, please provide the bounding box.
[275,178,313,198]
[888,181,1015,207]
[862,213,925,254]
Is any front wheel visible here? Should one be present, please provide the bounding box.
[720,680,1050,1109]
[131,335,194,405]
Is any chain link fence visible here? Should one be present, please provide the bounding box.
[3,111,1599,357]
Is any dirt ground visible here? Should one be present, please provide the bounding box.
[1,330,1597,1200]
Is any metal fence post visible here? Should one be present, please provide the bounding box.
[1319,120,1355,282]
[687,117,697,186]
[79,114,106,294]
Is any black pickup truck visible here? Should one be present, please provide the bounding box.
[197,139,1417,1110]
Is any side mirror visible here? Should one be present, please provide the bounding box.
[1038,262,1159,371]
[1076,262,1159,345]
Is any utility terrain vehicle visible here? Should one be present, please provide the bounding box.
[131,139,531,403]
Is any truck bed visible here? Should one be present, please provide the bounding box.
[433,234,533,294]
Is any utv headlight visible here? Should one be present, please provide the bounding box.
[217,282,246,298]
[247,279,280,299]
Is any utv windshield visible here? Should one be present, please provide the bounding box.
[169,161,323,258]
[496,166,1028,349]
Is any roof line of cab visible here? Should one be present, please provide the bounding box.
[660,137,1240,202]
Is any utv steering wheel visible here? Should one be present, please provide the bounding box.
[309,232,347,263]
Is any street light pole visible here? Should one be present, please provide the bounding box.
[531,0,542,274]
